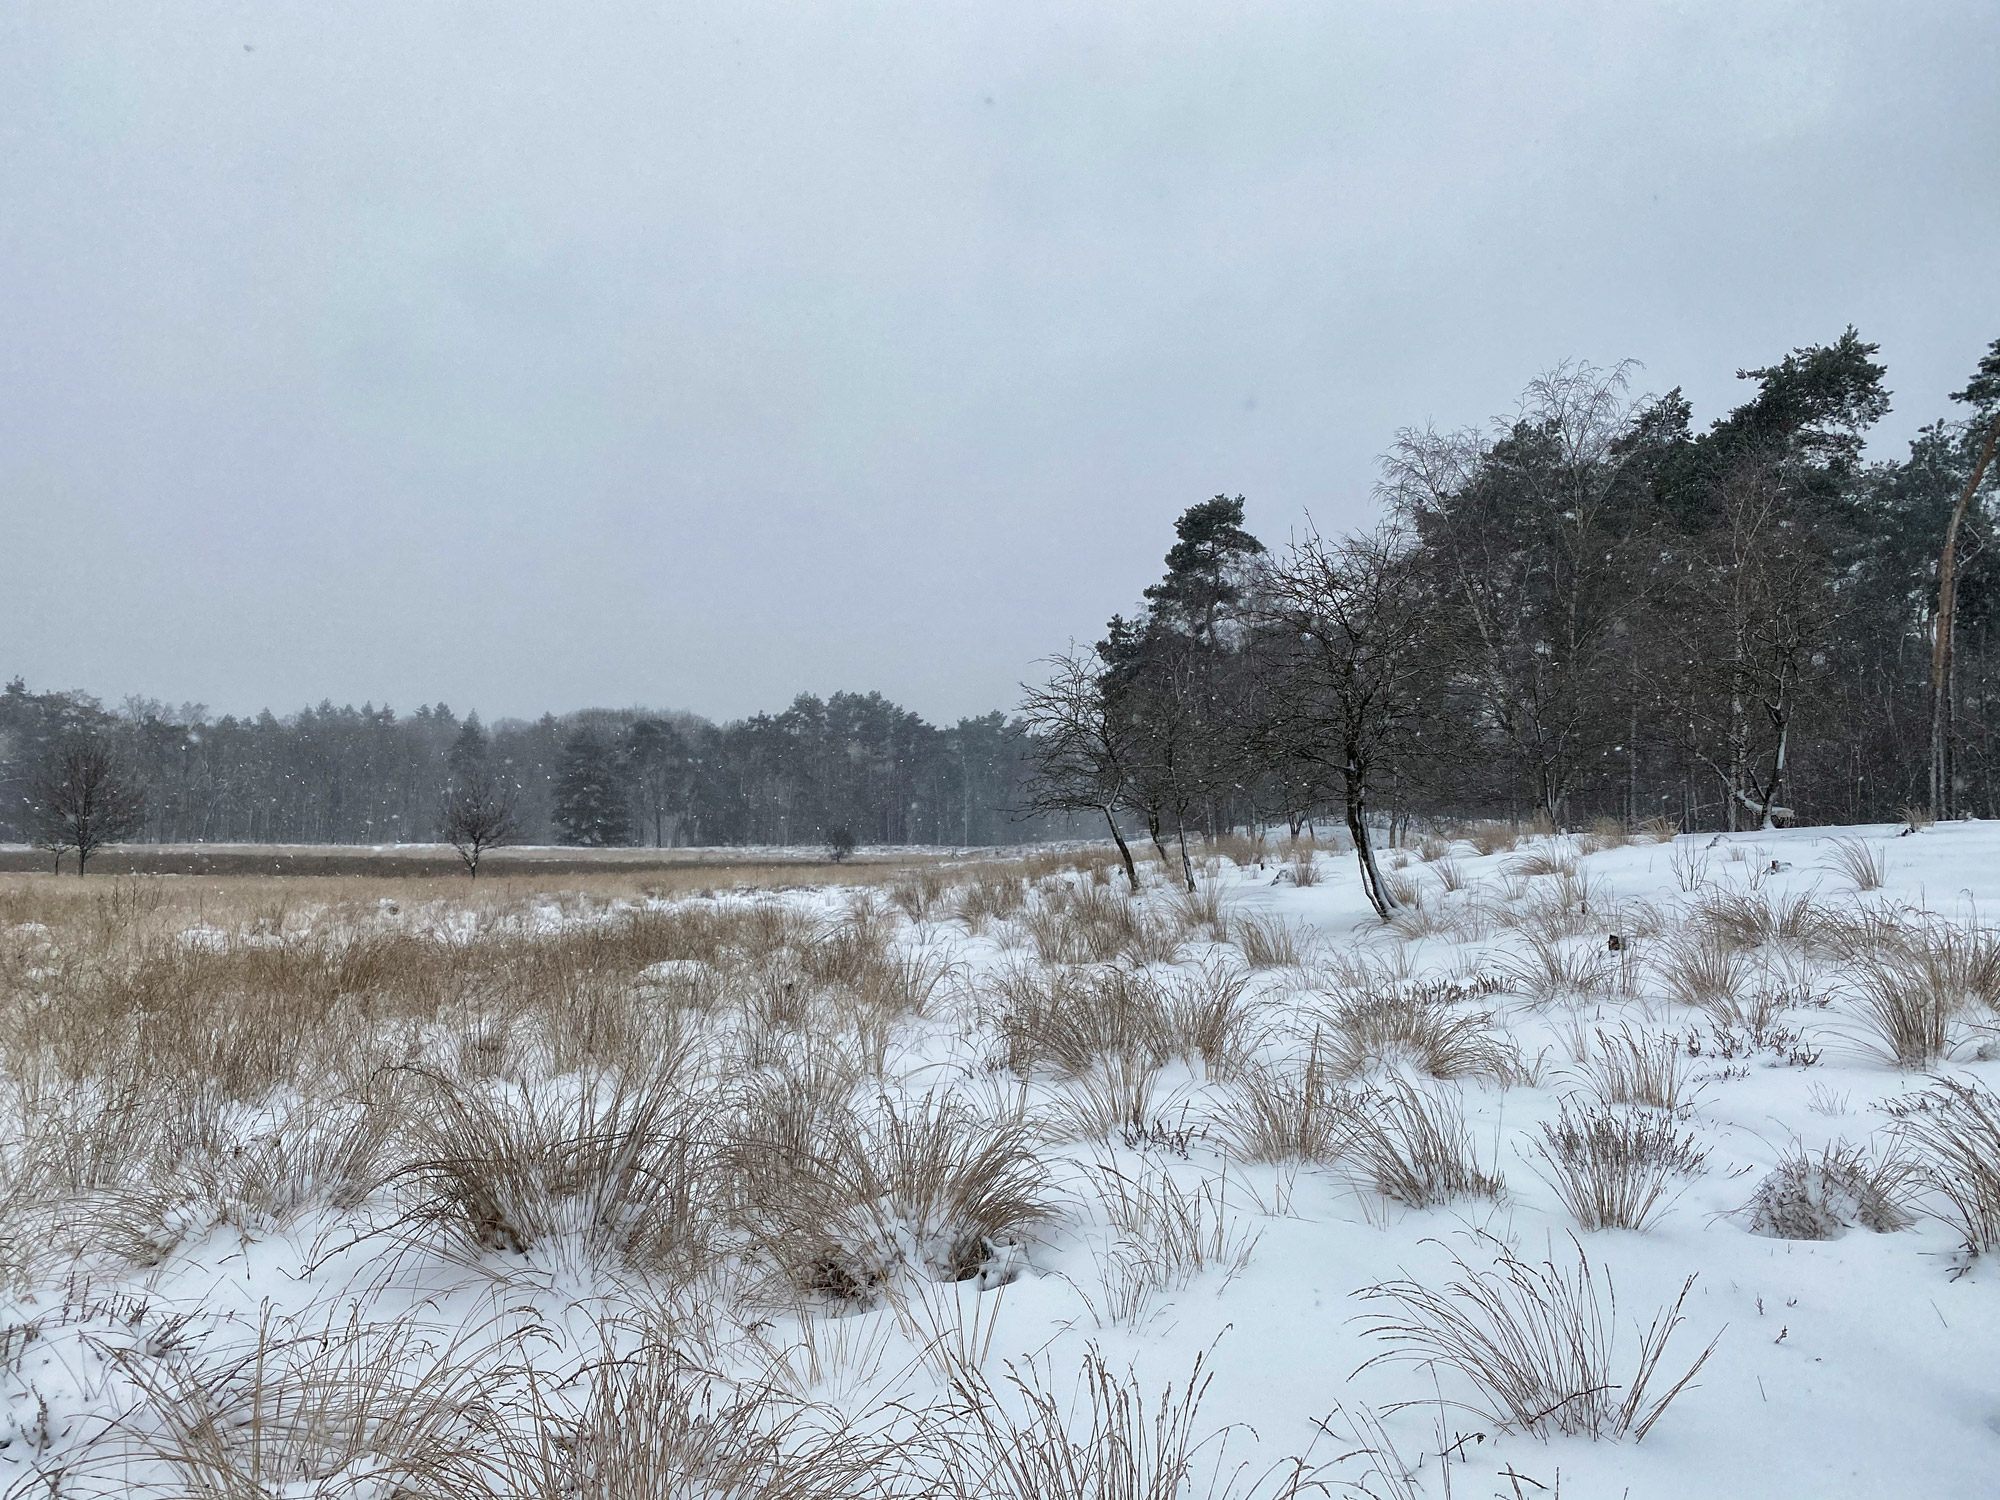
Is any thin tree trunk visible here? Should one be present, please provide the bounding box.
[1102,807,1139,892]
[1932,412,2000,818]
[1345,776,1398,920]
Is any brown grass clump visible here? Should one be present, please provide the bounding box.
[507,1338,875,1500]
[1848,954,1969,1069]
[1357,1235,1719,1442]
[389,1062,719,1273]
[1083,1163,1262,1323]
[110,1307,514,1499]
[1313,991,1516,1086]
[1018,883,1186,967]
[1342,1081,1503,1209]
[1527,1100,1708,1232]
[1224,1053,1349,1165]
[1738,1138,1915,1240]
[1230,910,1311,969]
[1579,1026,1698,1113]
[1689,888,1829,953]
[734,1088,1057,1297]
[1890,1076,2000,1258]
[1466,822,1520,857]
[1822,837,1888,892]
[1509,843,1579,881]
[926,1345,1321,1500]
[993,963,1260,1081]
[1501,935,1612,1005]
[1653,929,1757,1019]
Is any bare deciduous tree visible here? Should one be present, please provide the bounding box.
[440,769,520,877]
[1019,648,1141,891]
[1264,525,1438,919]
[31,740,146,876]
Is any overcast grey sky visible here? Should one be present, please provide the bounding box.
[3,2,1995,725]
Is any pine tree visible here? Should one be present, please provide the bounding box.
[553,731,633,846]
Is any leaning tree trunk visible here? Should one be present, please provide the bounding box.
[1932,411,2000,819]
[1101,807,1140,892]
[1344,772,1398,920]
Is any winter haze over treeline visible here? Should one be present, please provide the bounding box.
[2,3,1996,723]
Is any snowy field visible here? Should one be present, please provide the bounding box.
[1,822,1997,1497]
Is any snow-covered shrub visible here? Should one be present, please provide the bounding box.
[1527,1100,1707,1232]
[1738,1139,1914,1240]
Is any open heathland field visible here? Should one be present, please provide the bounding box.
[0,823,1996,1497]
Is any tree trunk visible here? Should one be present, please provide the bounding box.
[1932,411,2000,819]
[1102,807,1140,892]
[1344,778,1398,920]
[1175,825,1197,892]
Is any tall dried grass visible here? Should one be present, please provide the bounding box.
[1527,1101,1708,1232]
[1357,1236,1718,1442]
[1892,1077,2000,1258]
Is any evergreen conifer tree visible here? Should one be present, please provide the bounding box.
[553,730,634,846]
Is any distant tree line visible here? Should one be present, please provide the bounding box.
[1023,330,2000,913]
[0,684,1072,853]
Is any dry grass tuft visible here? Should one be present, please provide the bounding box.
[1502,936,1612,1005]
[1224,1054,1348,1165]
[389,1062,717,1273]
[1231,910,1312,970]
[1848,954,1969,1069]
[1357,1235,1719,1442]
[1084,1163,1261,1324]
[1509,843,1580,881]
[927,1344,1321,1500]
[1579,1026,1699,1113]
[1654,929,1757,1019]
[994,963,1260,1081]
[1891,1076,2000,1259]
[736,1087,1058,1297]
[1313,991,1516,1086]
[1689,888,1829,954]
[1527,1100,1708,1232]
[1342,1081,1503,1209]
[1823,837,1888,892]
[111,1307,513,1499]
[508,1337,874,1500]
[1739,1138,1916,1240]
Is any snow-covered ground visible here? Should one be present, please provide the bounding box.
[0,821,1996,1497]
